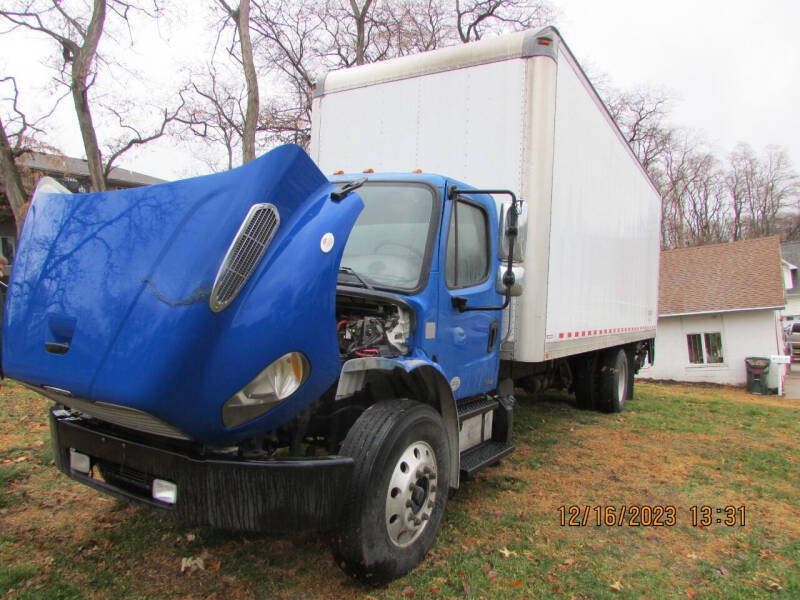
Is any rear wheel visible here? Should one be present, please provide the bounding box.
[332,399,450,583]
[598,349,630,413]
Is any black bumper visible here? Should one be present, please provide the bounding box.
[50,408,354,532]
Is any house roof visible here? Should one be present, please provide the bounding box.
[18,151,164,187]
[659,236,786,316]
[782,240,800,295]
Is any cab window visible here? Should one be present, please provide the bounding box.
[445,199,489,288]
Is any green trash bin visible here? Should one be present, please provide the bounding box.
[744,357,770,394]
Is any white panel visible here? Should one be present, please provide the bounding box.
[637,311,784,386]
[543,47,660,349]
[313,60,527,196]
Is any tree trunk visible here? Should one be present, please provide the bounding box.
[71,0,107,191]
[238,0,259,163]
[350,0,372,65]
[72,80,106,191]
[0,118,28,237]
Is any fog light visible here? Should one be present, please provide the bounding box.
[69,449,91,474]
[152,479,178,504]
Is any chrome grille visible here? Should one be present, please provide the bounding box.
[210,203,280,312]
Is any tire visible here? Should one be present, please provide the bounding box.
[597,348,630,413]
[331,399,450,583]
[571,353,598,410]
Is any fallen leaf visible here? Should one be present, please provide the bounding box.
[563,558,575,566]
[685,589,699,600]
[482,563,492,575]
[610,580,623,591]
[429,584,440,594]
[715,566,730,577]
[508,579,523,588]
[487,571,498,581]
[401,586,416,598]
[180,556,205,573]
[186,533,197,542]
[767,581,784,591]
[687,553,700,561]
[498,546,517,558]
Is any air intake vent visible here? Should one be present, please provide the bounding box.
[210,203,280,312]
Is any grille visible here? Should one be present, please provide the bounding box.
[210,203,280,312]
[58,395,192,440]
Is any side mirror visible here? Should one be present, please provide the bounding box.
[496,265,524,297]
[498,200,527,261]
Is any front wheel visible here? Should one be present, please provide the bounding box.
[331,399,450,583]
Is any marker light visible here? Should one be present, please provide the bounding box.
[222,352,310,428]
[362,168,374,173]
[333,170,344,175]
[412,169,422,173]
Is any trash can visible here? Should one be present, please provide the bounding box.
[744,357,770,394]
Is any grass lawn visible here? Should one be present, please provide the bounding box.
[1,379,798,599]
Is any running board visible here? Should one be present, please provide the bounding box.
[460,440,514,478]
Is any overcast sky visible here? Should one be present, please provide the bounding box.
[2,0,800,181]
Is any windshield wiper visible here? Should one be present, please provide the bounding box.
[338,266,373,290]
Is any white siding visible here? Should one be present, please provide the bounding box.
[637,310,785,387]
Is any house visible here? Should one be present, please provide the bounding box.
[1,151,163,275]
[637,236,788,387]
[781,240,800,322]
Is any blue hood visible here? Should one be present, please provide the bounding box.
[2,145,363,444]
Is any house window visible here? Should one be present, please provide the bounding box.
[686,332,724,364]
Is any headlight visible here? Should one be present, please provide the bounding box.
[222,352,310,428]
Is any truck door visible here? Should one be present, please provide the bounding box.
[434,191,503,399]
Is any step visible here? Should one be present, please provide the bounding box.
[460,440,514,478]
[457,396,499,421]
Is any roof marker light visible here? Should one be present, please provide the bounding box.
[333,170,344,175]
[412,169,422,173]
[363,168,374,173]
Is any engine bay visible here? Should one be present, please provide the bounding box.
[336,293,411,360]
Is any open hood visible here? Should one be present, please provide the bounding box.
[2,145,363,444]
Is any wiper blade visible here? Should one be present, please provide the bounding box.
[338,266,373,290]
[331,177,367,202]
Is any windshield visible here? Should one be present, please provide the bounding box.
[339,182,437,292]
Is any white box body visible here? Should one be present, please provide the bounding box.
[310,27,660,364]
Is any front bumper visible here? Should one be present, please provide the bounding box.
[50,407,354,532]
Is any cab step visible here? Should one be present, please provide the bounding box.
[460,440,514,478]
[456,395,499,421]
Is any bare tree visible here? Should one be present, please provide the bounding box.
[606,87,673,172]
[216,0,260,163]
[0,76,66,235]
[178,68,248,171]
[727,143,799,241]
[455,0,553,42]
[0,1,182,191]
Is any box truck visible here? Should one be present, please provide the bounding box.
[2,27,660,582]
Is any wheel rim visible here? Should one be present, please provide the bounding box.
[385,440,438,548]
[617,355,628,406]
